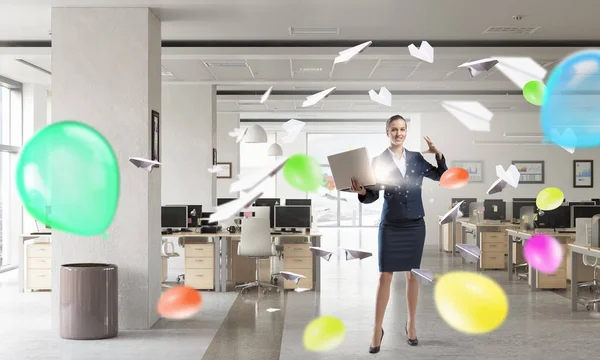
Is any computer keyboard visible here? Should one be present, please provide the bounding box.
[179,228,192,232]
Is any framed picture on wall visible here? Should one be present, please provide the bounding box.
[151,110,160,162]
[451,160,484,182]
[216,162,232,179]
[511,160,545,184]
[573,160,593,188]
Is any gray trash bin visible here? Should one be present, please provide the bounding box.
[60,263,118,340]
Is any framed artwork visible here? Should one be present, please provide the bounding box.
[216,162,232,179]
[573,160,593,188]
[151,110,160,162]
[451,160,484,182]
[511,160,545,184]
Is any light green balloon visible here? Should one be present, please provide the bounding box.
[536,187,564,211]
[283,154,322,192]
[523,80,546,106]
[15,121,120,236]
[303,315,346,352]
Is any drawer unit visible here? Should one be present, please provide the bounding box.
[284,244,312,258]
[283,268,313,290]
[184,243,214,290]
[480,231,507,270]
[530,269,567,289]
[482,241,507,253]
[26,243,52,291]
[480,252,505,270]
[481,231,504,243]
[283,243,313,290]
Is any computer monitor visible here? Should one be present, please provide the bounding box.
[512,201,537,221]
[217,198,237,206]
[161,206,188,229]
[253,198,281,228]
[571,205,600,227]
[285,199,312,206]
[483,200,506,221]
[592,198,600,205]
[451,198,477,217]
[512,198,536,202]
[537,205,571,229]
[569,201,596,207]
[274,206,311,230]
[186,205,202,227]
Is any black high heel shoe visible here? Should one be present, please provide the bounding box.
[405,322,418,346]
[368,328,384,354]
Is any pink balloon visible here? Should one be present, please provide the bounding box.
[522,234,564,274]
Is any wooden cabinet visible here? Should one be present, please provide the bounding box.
[26,243,52,291]
[480,232,507,270]
[184,243,214,290]
[283,243,313,290]
[530,242,569,289]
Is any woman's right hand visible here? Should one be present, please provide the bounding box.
[350,177,367,196]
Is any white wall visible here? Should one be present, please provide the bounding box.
[421,112,600,245]
[216,113,239,199]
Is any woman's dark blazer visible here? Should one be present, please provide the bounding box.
[358,149,448,224]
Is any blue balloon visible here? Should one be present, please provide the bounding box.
[541,49,600,149]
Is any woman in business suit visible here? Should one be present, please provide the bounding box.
[349,115,447,353]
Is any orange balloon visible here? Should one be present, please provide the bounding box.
[157,286,202,319]
[440,168,470,189]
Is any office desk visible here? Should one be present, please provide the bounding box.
[18,234,52,293]
[170,232,322,292]
[438,217,467,254]
[459,221,519,270]
[506,229,575,290]
[569,244,600,311]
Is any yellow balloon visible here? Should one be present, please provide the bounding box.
[434,271,508,334]
[536,187,564,211]
[303,315,346,352]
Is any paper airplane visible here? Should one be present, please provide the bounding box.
[408,41,434,63]
[294,288,311,293]
[411,269,436,285]
[209,187,264,223]
[342,248,372,260]
[260,86,273,104]
[441,101,493,132]
[456,244,481,264]
[322,193,347,202]
[281,119,305,143]
[266,308,281,313]
[494,57,547,90]
[458,58,499,77]
[129,157,160,173]
[495,164,520,188]
[549,128,577,154]
[309,247,335,261]
[208,165,226,174]
[302,87,336,108]
[439,201,464,225]
[487,177,508,195]
[229,157,288,193]
[368,87,392,107]
[280,271,306,284]
[334,41,373,64]
[228,127,248,143]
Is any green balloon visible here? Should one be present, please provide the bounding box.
[15,121,120,236]
[523,80,546,106]
[283,154,322,192]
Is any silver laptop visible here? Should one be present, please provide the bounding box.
[327,147,377,191]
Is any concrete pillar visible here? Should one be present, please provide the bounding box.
[51,7,162,330]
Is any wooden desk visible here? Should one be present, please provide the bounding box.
[459,221,519,270]
[506,229,575,290]
[170,232,322,292]
[569,244,600,311]
[18,234,52,293]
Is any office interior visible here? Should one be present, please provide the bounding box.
[1,1,600,358]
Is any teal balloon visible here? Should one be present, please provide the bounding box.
[522,80,546,106]
[15,121,120,236]
[283,154,322,192]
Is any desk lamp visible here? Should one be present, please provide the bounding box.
[189,208,200,232]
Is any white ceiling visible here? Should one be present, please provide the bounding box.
[2,0,600,41]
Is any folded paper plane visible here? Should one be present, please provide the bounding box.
[294,288,311,293]
[280,271,306,284]
[441,101,493,132]
[549,128,577,154]
[209,187,264,223]
[487,177,508,195]
[408,41,434,63]
[230,157,288,193]
[281,119,305,143]
[456,244,481,264]
[309,247,335,261]
[494,57,547,90]
[228,127,248,143]
[368,87,392,107]
[342,248,373,260]
[458,58,499,77]
[439,201,464,225]
[411,269,436,285]
[266,308,281,313]
[334,41,373,64]
[129,157,160,173]
[302,87,336,107]
[322,193,347,202]
[495,164,520,188]
[260,86,273,104]
[208,165,226,174]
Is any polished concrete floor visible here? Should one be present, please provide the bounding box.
[1,228,600,359]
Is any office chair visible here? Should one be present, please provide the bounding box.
[236,217,280,295]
